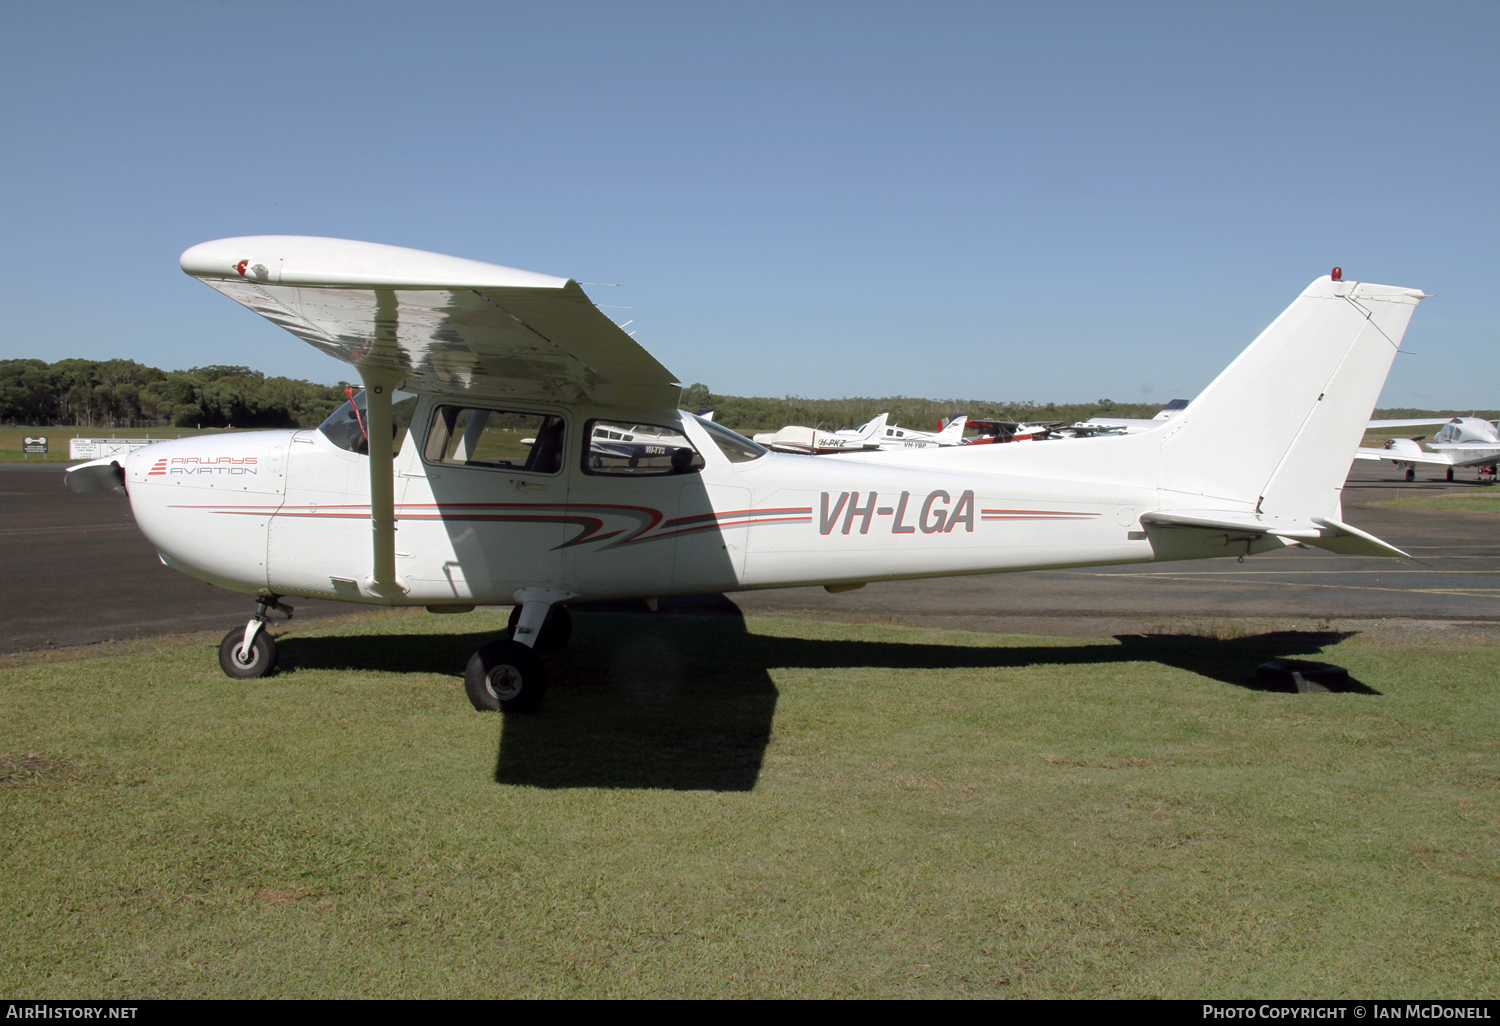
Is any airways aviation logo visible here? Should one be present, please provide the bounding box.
[150,456,259,477]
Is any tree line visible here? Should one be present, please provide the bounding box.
[0,359,351,429]
[681,384,1171,434]
[3,359,1485,433]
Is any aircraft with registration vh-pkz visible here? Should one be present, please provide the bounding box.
[65,240,1425,713]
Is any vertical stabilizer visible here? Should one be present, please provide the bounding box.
[855,413,889,442]
[937,415,968,444]
[1158,276,1423,520]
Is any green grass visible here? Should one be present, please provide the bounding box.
[1372,489,1500,514]
[2,610,1497,998]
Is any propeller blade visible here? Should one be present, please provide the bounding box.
[65,462,125,494]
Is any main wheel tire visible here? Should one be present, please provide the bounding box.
[465,639,548,712]
[1405,468,1416,482]
[1447,468,1455,481]
[218,627,278,679]
[506,604,572,652]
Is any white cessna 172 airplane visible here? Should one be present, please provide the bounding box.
[65,238,1424,713]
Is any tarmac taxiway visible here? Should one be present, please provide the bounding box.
[3,461,1496,653]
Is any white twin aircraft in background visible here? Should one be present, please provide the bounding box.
[1077,398,1192,435]
[1356,416,1500,481]
[66,238,1425,713]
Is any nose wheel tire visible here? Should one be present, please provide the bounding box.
[218,627,278,679]
[507,604,572,651]
[465,639,548,712]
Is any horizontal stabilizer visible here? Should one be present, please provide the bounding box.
[1142,509,1324,538]
[1142,509,1408,558]
[1304,517,1410,558]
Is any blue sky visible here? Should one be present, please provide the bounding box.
[2,1,1496,408]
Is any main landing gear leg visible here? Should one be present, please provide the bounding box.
[464,588,578,713]
[218,596,293,679]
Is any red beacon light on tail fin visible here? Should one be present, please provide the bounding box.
[1331,267,1342,281]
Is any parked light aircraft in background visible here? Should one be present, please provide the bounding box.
[1356,416,1500,481]
[1075,398,1192,435]
[755,413,969,453]
[964,420,1063,444]
[752,413,888,454]
[867,415,968,450]
[966,401,1190,445]
[65,239,1424,713]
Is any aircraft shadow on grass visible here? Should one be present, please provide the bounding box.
[277,595,1373,793]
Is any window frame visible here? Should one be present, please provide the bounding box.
[419,401,570,477]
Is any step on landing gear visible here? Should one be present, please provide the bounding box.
[507,603,572,651]
[218,597,293,679]
[465,588,576,712]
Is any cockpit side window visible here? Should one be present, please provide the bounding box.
[318,389,418,457]
[424,406,566,474]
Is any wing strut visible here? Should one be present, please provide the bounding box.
[360,288,407,599]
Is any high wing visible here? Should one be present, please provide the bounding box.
[1354,438,1456,465]
[1367,417,1461,429]
[1427,443,1500,467]
[180,236,681,413]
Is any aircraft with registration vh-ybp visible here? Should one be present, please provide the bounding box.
[65,238,1425,713]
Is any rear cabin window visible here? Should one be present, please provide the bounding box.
[583,420,705,476]
[424,406,566,474]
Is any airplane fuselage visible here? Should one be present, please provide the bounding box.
[120,396,1275,607]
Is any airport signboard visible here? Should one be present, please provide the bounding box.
[69,438,163,460]
[22,436,47,456]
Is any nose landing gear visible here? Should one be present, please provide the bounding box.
[218,596,293,679]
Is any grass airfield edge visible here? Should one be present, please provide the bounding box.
[1,609,1496,999]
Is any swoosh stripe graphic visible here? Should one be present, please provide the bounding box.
[165,500,1087,544]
